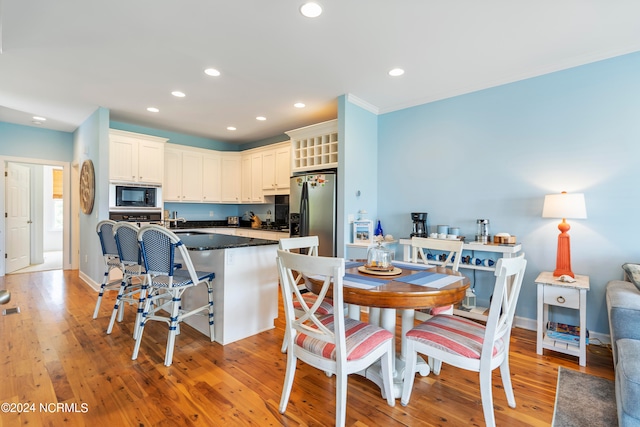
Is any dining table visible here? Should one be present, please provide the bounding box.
[305,259,470,399]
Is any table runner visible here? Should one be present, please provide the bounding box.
[394,271,462,289]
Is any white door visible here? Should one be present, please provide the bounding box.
[6,163,31,273]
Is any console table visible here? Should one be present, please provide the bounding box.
[398,238,522,320]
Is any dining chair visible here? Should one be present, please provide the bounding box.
[93,220,123,319]
[277,249,395,427]
[410,236,465,373]
[278,236,334,353]
[132,225,215,366]
[107,222,147,338]
[401,253,527,427]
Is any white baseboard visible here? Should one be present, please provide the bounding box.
[79,270,101,292]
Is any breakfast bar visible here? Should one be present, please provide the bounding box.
[174,232,280,345]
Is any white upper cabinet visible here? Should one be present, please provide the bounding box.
[109,129,167,184]
[286,119,338,173]
[202,152,222,203]
[221,153,241,203]
[262,142,290,195]
[163,145,203,202]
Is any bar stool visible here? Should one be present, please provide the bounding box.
[107,222,147,338]
[93,220,122,319]
[132,225,215,366]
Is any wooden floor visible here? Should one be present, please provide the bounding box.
[0,270,614,426]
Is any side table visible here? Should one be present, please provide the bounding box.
[535,271,590,366]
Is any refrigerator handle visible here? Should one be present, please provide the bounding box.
[300,181,309,237]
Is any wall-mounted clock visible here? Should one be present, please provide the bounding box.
[80,159,95,214]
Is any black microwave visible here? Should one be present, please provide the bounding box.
[109,183,162,210]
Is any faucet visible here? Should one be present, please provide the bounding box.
[165,217,187,228]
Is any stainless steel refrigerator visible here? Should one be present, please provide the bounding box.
[289,172,337,257]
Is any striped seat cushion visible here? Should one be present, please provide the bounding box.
[293,294,334,316]
[406,314,504,359]
[295,316,392,361]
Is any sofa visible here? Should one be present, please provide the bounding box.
[606,266,640,427]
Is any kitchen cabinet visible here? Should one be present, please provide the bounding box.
[262,142,291,195]
[202,153,222,203]
[164,145,203,202]
[221,153,241,203]
[109,129,167,184]
[286,119,338,174]
[241,152,264,203]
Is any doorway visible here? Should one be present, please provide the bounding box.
[5,161,66,274]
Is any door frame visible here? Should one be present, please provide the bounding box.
[0,156,73,276]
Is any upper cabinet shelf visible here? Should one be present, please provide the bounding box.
[286,119,338,173]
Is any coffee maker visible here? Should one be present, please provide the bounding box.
[410,212,428,237]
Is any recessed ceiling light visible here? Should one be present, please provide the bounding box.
[388,68,405,77]
[227,126,237,131]
[256,116,267,121]
[33,116,46,121]
[204,68,221,77]
[294,102,306,108]
[147,107,159,113]
[171,91,186,97]
[300,2,322,18]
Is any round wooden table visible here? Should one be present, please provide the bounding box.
[305,261,470,398]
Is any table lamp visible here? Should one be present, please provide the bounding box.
[542,192,587,278]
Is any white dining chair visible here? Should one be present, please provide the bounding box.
[401,253,527,427]
[107,222,147,338]
[93,220,123,319]
[277,249,395,427]
[278,236,334,353]
[410,236,465,373]
[132,225,215,366]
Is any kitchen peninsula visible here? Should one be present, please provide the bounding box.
[174,231,280,345]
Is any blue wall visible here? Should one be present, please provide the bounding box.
[377,51,640,335]
[110,121,240,152]
[0,122,73,161]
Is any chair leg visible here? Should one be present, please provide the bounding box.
[133,282,148,340]
[479,367,496,427]
[281,328,289,353]
[93,273,110,319]
[335,371,348,427]
[401,340,418,406]
[106,279,127,334]
[428,356,443,375]
[381,343,396,407]
[279,348,297,414]
[500,358,516,408]
[207,281,215,342]
[132,289,155,361]
[164,293,181,366]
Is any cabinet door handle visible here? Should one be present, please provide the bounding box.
[556,296,565,304]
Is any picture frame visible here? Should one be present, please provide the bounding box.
[353,220,373,244]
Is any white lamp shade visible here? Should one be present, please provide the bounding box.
[542,193,587,219]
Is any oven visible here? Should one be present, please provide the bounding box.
[108,211,163,228]
[109,182,162,211]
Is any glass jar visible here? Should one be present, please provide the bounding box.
[366,240,393,270]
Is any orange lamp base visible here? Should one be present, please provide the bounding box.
[553,219,575,278]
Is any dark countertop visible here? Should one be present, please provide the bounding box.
[175,232,279,251]
[171,220,289,233]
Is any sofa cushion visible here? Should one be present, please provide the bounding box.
[622,263,640,292]
[616,339,640,425]
[606,280,640,366]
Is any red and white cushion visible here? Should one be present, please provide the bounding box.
[293,294,334,316]
[406,314,504,359]
[295,317,393,361]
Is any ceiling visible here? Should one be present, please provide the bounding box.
[1,1,640,144]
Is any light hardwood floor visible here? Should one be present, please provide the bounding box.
[0,270,614,426]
